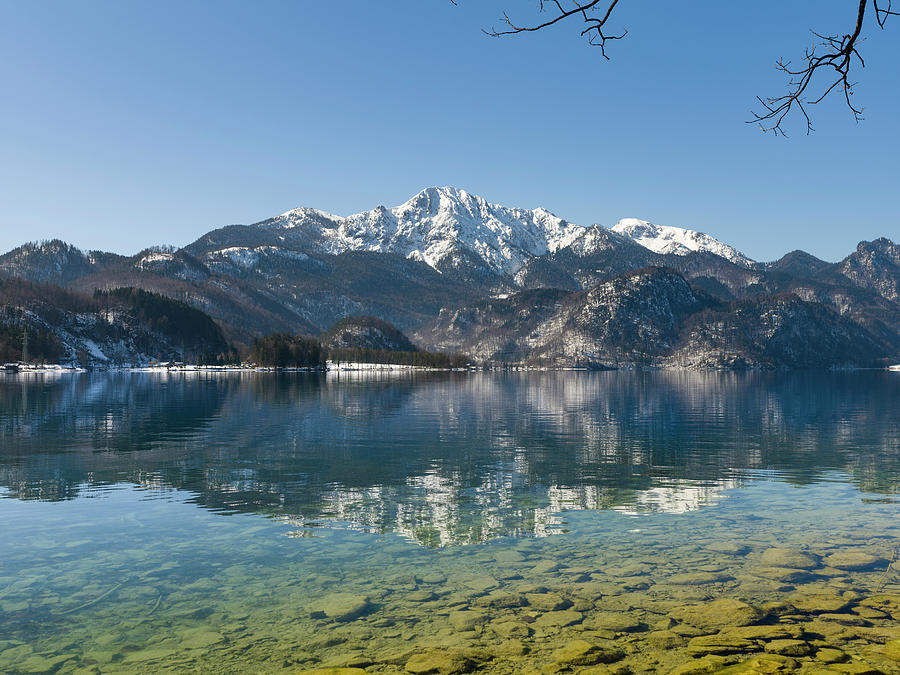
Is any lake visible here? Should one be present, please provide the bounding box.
[1,371,900,674]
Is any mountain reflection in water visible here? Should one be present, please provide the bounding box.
[1,370,899,546]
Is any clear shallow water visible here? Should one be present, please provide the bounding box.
[1,371,900,674]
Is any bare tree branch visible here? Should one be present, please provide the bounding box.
[484,0,627,59]
[750,0,872,135]
[459,1,895,134]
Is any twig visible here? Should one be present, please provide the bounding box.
[60,580,127,615]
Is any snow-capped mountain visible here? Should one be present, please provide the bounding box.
[611,218,754,268]
[255,186,586,276]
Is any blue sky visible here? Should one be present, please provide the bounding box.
[0,0,897,262]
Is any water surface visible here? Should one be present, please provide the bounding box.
[1,371,899,673]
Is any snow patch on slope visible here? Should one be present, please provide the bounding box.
[611,218,754,267]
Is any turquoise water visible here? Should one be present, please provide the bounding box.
[1,371,899,674]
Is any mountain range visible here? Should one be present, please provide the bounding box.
[1,186,899,368]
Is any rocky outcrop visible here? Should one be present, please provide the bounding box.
[322,316,417,352]
[417,269,895,369]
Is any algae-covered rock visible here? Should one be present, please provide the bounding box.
[531,560,561,574]
[763,639,811,656]
[180,628,224,650]
[551,639,624,666]
[490,620,531,638]
[668,572,733,586]
[750,567,813,583]
[669,655,729,674]
[462,576,497,593]
[407,590,438,603]
[706,542,750,556]
[788,593,850,614]
[310,593,370,622]
[449,610,485,632]
[817,613,871,626]
[686,634,755,656]
[670,599,763,631]
[759,549,820,570]
[823,551,886,571]
[405,649,474,674]
[495,639,529,656]
[859,594,900,619]
[587,612,645,633]
[884,639,900,661]
[815,648,849,664]
[647,630,687,649]
[718,625,802,641]
[472,591,526,609]
[535,610,582,628]
[525,592,569,611]
[299,669,370,675]
[818,663,886,674]
[717,653,797,673]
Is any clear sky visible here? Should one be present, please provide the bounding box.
[0,0,897,262]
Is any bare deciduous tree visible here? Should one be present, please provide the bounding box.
[458,0,897,135]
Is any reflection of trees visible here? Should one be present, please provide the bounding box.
[1,371,899,544]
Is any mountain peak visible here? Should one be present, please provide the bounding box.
[611,218,754,267]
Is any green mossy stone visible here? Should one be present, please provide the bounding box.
[788,593,850,614]
[180,629,224,650]
[717,653,797,674]
[586,612,645,633]
[490,620,532,638]
[448,610,485,632]
[759,549,820,570]
[819,664,886,674]
[670,599,763,631]
[668,655,729,675]
[525,592,569,611]
[551,639,624,666]
[718,625,802,641]
[667,572,733,586]
[751,567,813,583]
[815,648,849,664]
[535,610,583,628]
[405,649,473,675]
[706,542,750,556]
[763,639,811,656]
[646,630,687,649]
[883,639,900,662]
[471,591,525,609]
[686,634,756,656]
[310,594,370,622]
[461,576,497,593]
[823,551,886,571]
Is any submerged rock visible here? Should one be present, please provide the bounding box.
[551,639,624,666]
[405,649,473,675]
[815,648,850,664]
[686,634,755,656]
[586,612,645,633]
[759,548,820,570]
[669,599,763,631]
[763,639,811,656]
[669,655,729,675]
[788,593,850,614]
[667,572,733,586]
[719,653,798,673]
[824,551,886,571]
[448,610,485,632]
[310,594,370,622]
[525,592,569,611]
[883,639,900,661]
[534,610,583,628]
